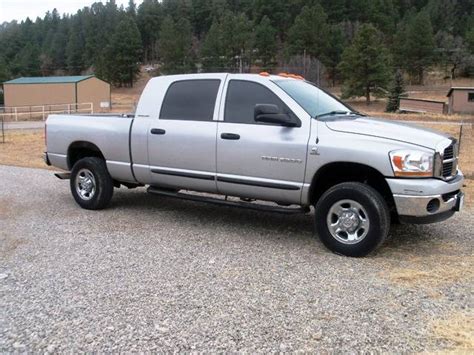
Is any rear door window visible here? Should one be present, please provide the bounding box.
[160,80,220,121]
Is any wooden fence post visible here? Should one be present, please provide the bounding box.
[458,121,463,151]
[1,115,4,143]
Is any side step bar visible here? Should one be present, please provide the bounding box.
[54,172,71,180]
[147,186,310,215]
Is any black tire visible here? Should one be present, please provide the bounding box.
[70,157,114,210]
[314,182,390,257]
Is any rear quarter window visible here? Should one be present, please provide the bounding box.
[160,79,221,121]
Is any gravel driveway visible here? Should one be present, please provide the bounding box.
[1,165,472,352]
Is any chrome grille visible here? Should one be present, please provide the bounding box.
[443,145,454,160]
[441,142,458,179]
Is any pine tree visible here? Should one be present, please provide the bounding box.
[66,19,85,75]
[467,27,474,54]
[127,0,137,18]
[191,0,212,39]
[425,0,456,35]
[100,16,142,86]
[254,0,292,39]
[0,58,8,80]
[436,31,469,79]
[12,42,41,76]
[48,19,69,72]
[0,56,10,86]
[158,16,194,74]
[287,4,329,59]
[321,0,347,22]
[403,11,436,84]
[339,24,391,104]
[322,25,346,86]
[255,16,277,71]
[137,0,162,62]
[386,69,405,112]
[1,0,474,91]
[220,11,254,71]
[368,0,397,36]
[200,21,225,72]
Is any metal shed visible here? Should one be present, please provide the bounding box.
[447,87,474,115]
[2,75,111,113]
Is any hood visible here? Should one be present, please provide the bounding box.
[325,116,450,150]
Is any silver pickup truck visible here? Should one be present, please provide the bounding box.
[45,73,464,257]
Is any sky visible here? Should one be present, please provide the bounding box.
[0,0,144,23]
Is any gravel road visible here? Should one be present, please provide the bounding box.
[1,165,472,352]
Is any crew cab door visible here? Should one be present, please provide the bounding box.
[147,74,226,193]
[216,77,311,204]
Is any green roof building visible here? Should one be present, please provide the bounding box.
[3,75,111,112]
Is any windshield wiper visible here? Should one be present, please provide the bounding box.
[316,110,361,119]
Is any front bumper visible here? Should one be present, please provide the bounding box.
[386,173,464,224]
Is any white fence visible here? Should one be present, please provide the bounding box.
[0,102,93,121]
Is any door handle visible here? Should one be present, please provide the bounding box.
[151,128,166,135]
[220,133,240,140]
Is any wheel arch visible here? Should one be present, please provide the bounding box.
[308,161,395,212]
[67,141,105,170]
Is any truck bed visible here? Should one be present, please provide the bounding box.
[46,113,135,182]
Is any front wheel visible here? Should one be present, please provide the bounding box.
[314,182,390,257]
[70,157,114,210]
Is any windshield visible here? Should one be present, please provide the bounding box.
[274,79,354,118]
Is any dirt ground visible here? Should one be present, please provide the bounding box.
[1,94,472,352]
[1,165,473,352]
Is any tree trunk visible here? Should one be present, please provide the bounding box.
[366,85,371,105]
[418,67,424,85]
[451,64,457,80]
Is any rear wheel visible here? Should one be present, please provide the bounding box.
[314,182,390,257]
[70,157,114,210]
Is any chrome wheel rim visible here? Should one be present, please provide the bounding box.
[326,199,370,244]
[75,169,96,201]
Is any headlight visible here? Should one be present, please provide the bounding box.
[389,150,434,177]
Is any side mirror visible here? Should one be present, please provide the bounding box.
[254,104,298,127]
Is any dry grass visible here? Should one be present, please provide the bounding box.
[109,71,151,113]
[431,312,474,351]
[463,179,474,207]
[386,256,473,288]
[381,230,473,294]
[0,130,50,169]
